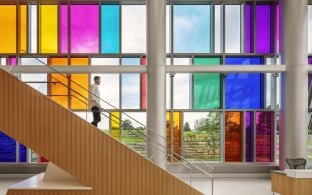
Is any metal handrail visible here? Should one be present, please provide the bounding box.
[18,79,213,179]
[19,50,215,173]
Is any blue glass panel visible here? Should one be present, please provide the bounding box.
[122,58,140,66]
[225,57,264,109]
[174,5,211,53]
[101,5,120,53]
[0,132,16,162]
[19,144,27,162]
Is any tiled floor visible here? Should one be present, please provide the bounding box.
[0,177,273,195]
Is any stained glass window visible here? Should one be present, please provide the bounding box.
[225,57,264,109]
[60,5,68,53]
[225,112,243,162]
[111,112,121,140]
[70,5,99,53]
[0,6,16,53]
[246,112,254,162]
[194,58,221,109]
[0,132,16,162]
[166,112,182,161]
[174,5,211,53]
[101,5,120,54]
[18,5,27,53]
[245,4,252,53]
[39,5,58,53]
[256,5,271,53]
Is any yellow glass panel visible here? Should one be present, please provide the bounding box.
[18,5,27,53]
[50,58,69,108]
[39,5,58,53]
[0,6,16,53]
[111,112,120,139]
[70,58,89,109]
[166,112,182,161]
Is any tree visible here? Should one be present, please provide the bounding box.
[183,122,191,131]
[121,119,134,130]
[193,113,221,158]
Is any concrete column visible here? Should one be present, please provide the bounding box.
[280,0,308,169]
[146,0,167,165]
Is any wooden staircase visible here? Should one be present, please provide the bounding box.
[0,68,203,195]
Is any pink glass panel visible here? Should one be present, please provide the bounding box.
[70,5,99,53]
[141,56,147,110]
[60,5,68,53]
[8,57,17,66]
[256,111,274,162]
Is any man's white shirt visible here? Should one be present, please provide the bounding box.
[90,83,100,108]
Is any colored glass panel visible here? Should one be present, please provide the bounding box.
[173,5,211,53]
[39,5,58,53]
[9,57,17,66]
[225,5,241,53]
[70,5,99,53]
[246,112,254,162]
[101,5,120,53]
[19,144,27,162]
[256,5,271,53]
[225,112,243,162]
[18,5,27,53]
[60,5,68,53]
[194,58,221,109]
[276,5,280,53]
[166,112,182,161]
[111,112,120,139]
[0,132,16,162]
[141,57,147,110]
[245,4,252,53]
[50,58,69,108]
[40,157,49,163]
[225,57,264,109]
[122,5,146,53]
[0,6,16,53]
[256,111,274,162]
[70,58,89,109]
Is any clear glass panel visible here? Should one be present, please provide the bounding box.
[122,74,140,109]
[173,74,190,109]
[101,5,120,54]
[214,5,222,53]
[173,5,211,53]
[70,5,99,53]
[91,74,120,109]
[225,5,241,53]
[122,58,140,66]
[121,112,146,156]
[30,5,38,53]
[91,58,119,65]
[21,74,47,95]
[21,58,47,65]
[122,5,146,53]
[166,5,171,53]
[0,58,6,65]
[173,58,191,65]
[183,112,221,162]
[0,5,16,53]
[309,5,312,53]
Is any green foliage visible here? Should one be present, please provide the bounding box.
[121,119,134,130]
[183,122,191,131]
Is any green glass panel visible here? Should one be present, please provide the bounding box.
[194,58,221,109]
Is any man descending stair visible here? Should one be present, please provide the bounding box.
[90,76,101,127]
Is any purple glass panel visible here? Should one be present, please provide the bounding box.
[245,4,251,53]
[246,112,254,162]
[70,5,99,53]
[256,111,274,162]
[256,5,271,53]
[60,5,68,53]
[276,5,280,53]
[9,57,16,66]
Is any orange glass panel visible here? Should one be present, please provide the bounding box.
[225,112,243,162]
[18,5,27,53]
[166,112,182,161]
[0,6,16,53]
[70,58,89,109]
[50,58,69,108]
[111,112,120,140]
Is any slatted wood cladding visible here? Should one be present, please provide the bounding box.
[0,69,203,195]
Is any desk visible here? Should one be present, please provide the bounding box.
[272,171,312,195]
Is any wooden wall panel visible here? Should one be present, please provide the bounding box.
[0,69,203,195]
